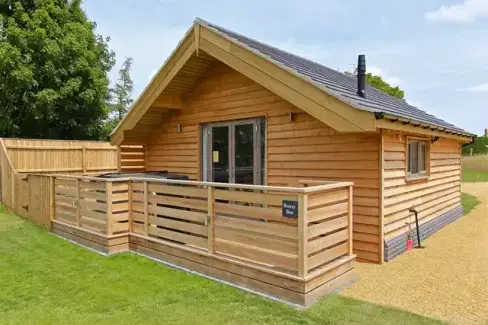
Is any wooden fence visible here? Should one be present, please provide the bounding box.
[0,138,120,229]
[1,138,118,174]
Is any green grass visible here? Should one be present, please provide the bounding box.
[462,170,488,182]
[0,206,446,325]
[461,192,480,215]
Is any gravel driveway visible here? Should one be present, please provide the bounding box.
[341,183,488,325]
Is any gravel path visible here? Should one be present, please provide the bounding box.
[342,183,488,325]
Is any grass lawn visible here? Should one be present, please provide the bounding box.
[461,192,480,214]
[0,206,447,325]
[462,170,488,182]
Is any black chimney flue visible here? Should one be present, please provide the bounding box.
[357,54,366,98]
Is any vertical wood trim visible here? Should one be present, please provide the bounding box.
[144,145,148,172]
[207,186,214,254]
[197,123,202,181]
[117,146,122,172]
[379,130,385,263]
[49,176,55,221]
[298,193,308,278]
[76,179,81,227]
[106,182,113,236]
[81,146,86,174]
[128,181,133,233]
[143,181,149,236]
[348,186,354,256]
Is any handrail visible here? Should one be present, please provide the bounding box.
[48,173,353,194]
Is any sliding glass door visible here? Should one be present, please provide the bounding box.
[202,118,265,185]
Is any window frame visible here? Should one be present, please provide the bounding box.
[405,137,430,181]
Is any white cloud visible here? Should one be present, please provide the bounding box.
[457,83,488,92]
[425,0,488,24]
[368,66,401,86]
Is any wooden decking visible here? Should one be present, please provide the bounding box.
[50,175,356,306]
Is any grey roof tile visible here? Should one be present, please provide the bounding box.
[200,19,472,135]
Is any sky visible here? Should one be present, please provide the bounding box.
[82,0,488,135]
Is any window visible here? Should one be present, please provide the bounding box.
[407,139,428,179]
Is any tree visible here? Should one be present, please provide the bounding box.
[345,70,406,100]
[366,73,405,100]
[102,57,134,138]
[0,0,115,139]
[111,57,134,120]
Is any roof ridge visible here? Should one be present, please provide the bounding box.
[195,17,471,135]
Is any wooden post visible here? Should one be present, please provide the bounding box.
[470,147,473,156]
[347,186,354,256]
[116,146,122,172]
[49,176,55,222]
[10,173,15,212]
[106,182,113,236]
[144,145,148,172]
[298,193,308,278]
[82,146,86,174]
[207,186,214,254]
[76,179,81,227]
[143,181,149,236]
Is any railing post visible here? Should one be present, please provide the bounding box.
[76,179,81,227]
[348,185,354,256]
[207,186,214,254]
[49,176,55,222]
[143,181,149,236]
[106,181,113,236]
[298,193,308,278]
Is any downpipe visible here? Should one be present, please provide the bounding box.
[409,207,424,249]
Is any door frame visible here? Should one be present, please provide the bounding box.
[201,117,266,185]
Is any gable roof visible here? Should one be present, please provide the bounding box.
[111,18,473,145]
[200,19,471,136]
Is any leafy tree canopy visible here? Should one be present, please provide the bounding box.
[102,56,134,139]
[345,70,406,100]
[462,136,488,156]
[0,0,115,139]
[366,73,405,100]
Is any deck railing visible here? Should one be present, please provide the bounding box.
[52,175,353,280]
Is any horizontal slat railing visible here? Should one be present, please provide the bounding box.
[50,175,354,280]
[300,180,354,278]
[53,177,129,236]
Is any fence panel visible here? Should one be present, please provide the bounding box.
[306,186,353,274]
[2,138,117,174]
[213,189,299,273]
[120,145,146,172]
[130,181,208,250]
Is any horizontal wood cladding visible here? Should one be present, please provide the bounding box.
[145,62,381,263]
[382,132,461,242]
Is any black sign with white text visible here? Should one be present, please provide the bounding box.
[282,200,298,218]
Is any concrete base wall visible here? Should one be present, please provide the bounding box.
[384,205,464,262]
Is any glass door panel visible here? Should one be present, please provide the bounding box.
[212,126,230,183]
[203,118,265,185]
[234,123,254,184]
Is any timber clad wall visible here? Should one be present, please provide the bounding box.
[141,62,382,263]
[382,132,462,245]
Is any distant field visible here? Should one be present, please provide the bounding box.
[462,155,488,182]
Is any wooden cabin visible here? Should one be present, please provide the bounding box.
[111,18,474,264]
